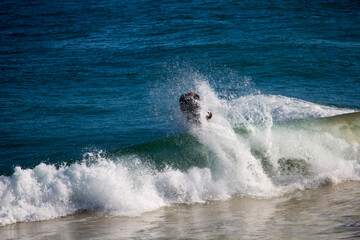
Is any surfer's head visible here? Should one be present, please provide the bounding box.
[185,91,200,100]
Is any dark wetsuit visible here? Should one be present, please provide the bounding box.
[179,93,201,122]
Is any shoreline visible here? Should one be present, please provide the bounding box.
[2,181,360,240]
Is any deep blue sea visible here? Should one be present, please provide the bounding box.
[1,0,360,235]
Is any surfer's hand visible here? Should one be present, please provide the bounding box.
[206,112,212,120]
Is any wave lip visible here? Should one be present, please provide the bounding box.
[309,112,360,144]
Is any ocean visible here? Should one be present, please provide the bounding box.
[1,0,360,239]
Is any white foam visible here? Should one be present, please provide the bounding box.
[0,156,242,226]
[224,94,354,126]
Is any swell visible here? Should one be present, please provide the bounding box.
[110,134,209,171]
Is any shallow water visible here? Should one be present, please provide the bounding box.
[2,182,360,240]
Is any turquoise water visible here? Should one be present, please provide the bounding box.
[1,0,360,231]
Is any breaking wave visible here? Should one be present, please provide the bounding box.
[1,80,359,226]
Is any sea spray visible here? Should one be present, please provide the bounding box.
[192,80,278,196]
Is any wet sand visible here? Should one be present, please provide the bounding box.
[2,182,360,240]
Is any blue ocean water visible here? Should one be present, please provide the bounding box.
[1,0,360,227]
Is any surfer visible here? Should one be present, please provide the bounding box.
[179,91,212,122]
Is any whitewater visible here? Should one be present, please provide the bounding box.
[1,80,359,227]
